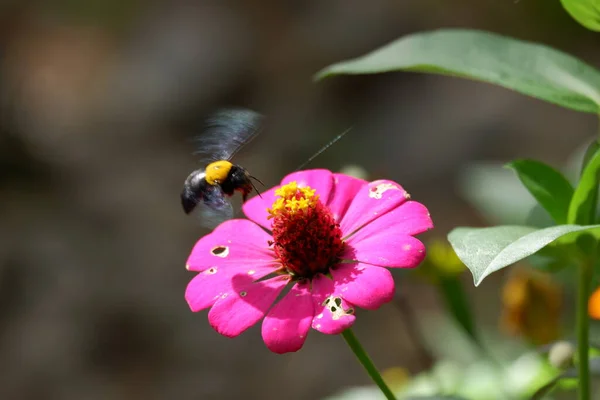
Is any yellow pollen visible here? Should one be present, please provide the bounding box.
[267,181,319,218]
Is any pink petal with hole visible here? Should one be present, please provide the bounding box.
[186,219,277,272]
[243,169,335,230]
[339,180,410,236]
[343,228,426,269]
[330,263,394,310]
[185,264,276,312]
[208,275,290,337]
[327,173,368,223]
[261,281,313,354]
[311,273,356,334]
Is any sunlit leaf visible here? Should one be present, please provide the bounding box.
[530,373,569,400]
[405,397,468,400]
[316,29,600,113]
[561,0,600,32]
[530,358,600,399]
[448,225,600,286]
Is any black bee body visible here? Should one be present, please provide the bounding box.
[181,164,254,215]
[180,109,263,227]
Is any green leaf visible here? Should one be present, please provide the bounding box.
[568,142,600,224]
[448,225,600,286]
[315,29,600,113]
[530,373,569,400]
[561,0,600,32]
[530,358,600,399]
[506,159,574,224]
[406,397,468,400]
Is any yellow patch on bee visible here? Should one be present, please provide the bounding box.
[205,160,233,185]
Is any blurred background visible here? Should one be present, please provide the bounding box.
[1,1,599,399]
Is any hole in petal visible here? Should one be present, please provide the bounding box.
[323,295,354,320]
[211,246,229,257]
[368,183,400,199]
[205,267,218,274]
[240,291,247,297]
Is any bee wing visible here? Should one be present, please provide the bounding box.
[197,185,235,229]
[193,108,263,163]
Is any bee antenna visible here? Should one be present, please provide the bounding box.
[295,126,352,171]
[249,176,264,198]
[250,175,265,187]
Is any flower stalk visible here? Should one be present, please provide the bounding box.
[341,328,397,400]
[577,258,592,400]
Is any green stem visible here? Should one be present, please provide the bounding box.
[577,259,592,400]
[439,276,479,344]
[341,329,397,400]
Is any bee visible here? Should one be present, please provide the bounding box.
[181,108,264,227]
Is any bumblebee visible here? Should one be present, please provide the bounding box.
[181,108,263,226]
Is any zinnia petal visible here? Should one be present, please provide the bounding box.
[185,264,275,312]
[285,169,335,204]
[261,281,313,354]
[339,179,411,236]
[243,169,335,230]
[358,200,433,237]
[344,234,426,268]
[326,173,368,223]
[342,201,431,267]
[342,202,430,268]
[186,219,276,271]
[241,186,279,231]
[330,263,394,310]
[208,275,290,337]
[311,273,356,334]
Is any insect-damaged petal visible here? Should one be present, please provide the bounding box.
[261,281,313,354]
[185,264,275,312]
[208,275,290,337]
[330,263,394,310]
[311,273,356,334]
[186,219,277,271]
[339,180,411,237]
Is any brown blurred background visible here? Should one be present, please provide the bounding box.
[1,1,598,399]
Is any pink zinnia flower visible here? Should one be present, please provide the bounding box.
[185,169,433,353]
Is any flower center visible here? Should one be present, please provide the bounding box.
[267,181,344,279]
